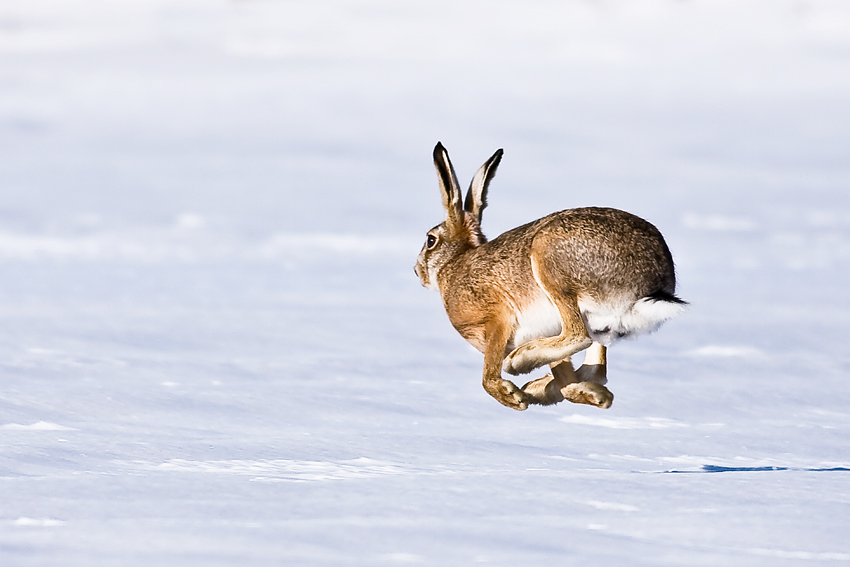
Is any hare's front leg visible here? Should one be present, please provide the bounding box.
[482,321,529,411]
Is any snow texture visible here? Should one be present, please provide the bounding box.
[1,1,850,565]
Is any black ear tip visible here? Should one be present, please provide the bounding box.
[433,141,450,163]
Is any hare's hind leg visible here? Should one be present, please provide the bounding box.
[562,342,612,408]
[576,342,608,385]
[520,358,572,406]
[521,345,613,409]
[502,249,592,376]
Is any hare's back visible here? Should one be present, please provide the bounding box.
[534,207,677,299]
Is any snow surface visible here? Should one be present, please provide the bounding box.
[1,0,850,565]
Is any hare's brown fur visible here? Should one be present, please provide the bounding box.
[415,143,685,411]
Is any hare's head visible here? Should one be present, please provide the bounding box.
[415,142,503,289]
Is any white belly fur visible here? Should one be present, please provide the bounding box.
[512,294,685,349]
[511,295,562,349]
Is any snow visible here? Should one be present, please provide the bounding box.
[1,0,850,565]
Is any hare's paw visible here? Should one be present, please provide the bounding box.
[503,340,566,375]
[561,382,613,409]
[504,336,593,376]
[521,374,565,406]
[484,378,529,411]
[503,343,544,375]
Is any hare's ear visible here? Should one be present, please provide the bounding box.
[433,142,464,230]
[464,148,503,222]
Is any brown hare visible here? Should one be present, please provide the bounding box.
[415,142,686,411]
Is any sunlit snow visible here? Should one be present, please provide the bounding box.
[1,1,849,565]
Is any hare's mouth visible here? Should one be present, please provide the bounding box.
[414,262,437,290]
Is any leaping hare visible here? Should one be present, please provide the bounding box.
[415,142,686,411]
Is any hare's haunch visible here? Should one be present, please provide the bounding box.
[415,142,686,411]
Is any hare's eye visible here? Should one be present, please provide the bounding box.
[426,234,438,249]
